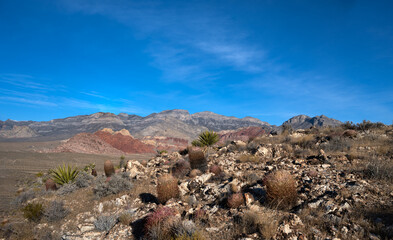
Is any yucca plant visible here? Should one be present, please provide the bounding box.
[50,164,79,185]
[192,130,219,147]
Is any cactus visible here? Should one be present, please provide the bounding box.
[227,193,244,208]
[104,160,115,177]
[145,207,177,238]
[209,165,222,176]
[188,150,207,173]
[45,178,57,191]
[171,159,191,178]
[157,174,180,204]
[264,170,297,209]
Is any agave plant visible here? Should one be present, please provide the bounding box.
[192,130,219,147]
[50,164,79,185]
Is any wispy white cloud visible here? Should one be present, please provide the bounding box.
[60,0,267,82]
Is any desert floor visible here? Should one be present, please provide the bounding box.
[0,141,153,214]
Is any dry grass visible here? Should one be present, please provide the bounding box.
[290,134,316,149]
[264,170,297,209]
[238,209,280,239]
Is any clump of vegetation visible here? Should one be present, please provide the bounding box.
[119,211,134,225]
[157,174,180,204]
[239,210,279,239]
[50,164,79,185]
[94,215,117,231]
[191,130,219,147]
[145,207,177,239]
[104,160,115,177]
[264,170,297,209]
[44,200,68,222]
[83,163,96,172]
[188,150,208,172]
[56,182,79,195]
[290,134,316,149]
[74,170,94,188]
[119,155,126,169]
[227,193,244,208]
[12,190,35,206]
[363,156,393,182]
[158,150,168,155]
[93,174,133,198]
[22,202,43,222]
[171,159,191,178]
[321,137,351,153]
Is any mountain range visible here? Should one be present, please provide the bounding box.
[0,110,342,141]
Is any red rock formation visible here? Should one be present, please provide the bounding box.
[142,136,188,152]
[94,130,156,154]
[52,133,124,155]
[218,126,265,144]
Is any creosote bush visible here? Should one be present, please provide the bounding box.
[22,202,43,222]
[93,173,133,198]
[44,200,68,222]
[265,170,297,209]
[157,174,180,204]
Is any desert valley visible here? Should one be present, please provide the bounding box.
[0,110,392,239]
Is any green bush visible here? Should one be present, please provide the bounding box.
[22,203,43,222]
[50,164,79,185]
[192,130,219,147]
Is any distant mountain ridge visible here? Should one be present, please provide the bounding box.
[0,110,342,141]
[283,115,342,129]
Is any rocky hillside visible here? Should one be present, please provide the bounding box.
[3,125,392,239]
[0,110,273,141]
[283,114,342,129]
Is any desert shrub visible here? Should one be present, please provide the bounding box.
[22,203,43,222]
[321,137,351,153]
[119,155,126,169]
[94,215,117,231]
[246,141,260,154]
[57,183,79,195]
[171,160,191,178]
[74,170,94,188]
[342,121,356,130]
[227,193,244,208]
[192,130,219,147]
[364,156,393,182]
[240,210,279,239]
[264,170,297,209]
[281,124,293,135]
[93,174,133,198]
[188,150,207,172]
[119,211,134,225]
[12,190,35,206]
[44,200,68,222]
[291,135,316,149]
[157,174,179,204]
[50,164,79,185]
[83,163,96,172]
[172,220,197,237]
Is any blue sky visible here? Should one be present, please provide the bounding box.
[0,0,392,125]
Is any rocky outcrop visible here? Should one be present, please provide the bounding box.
[142,136,188,152]
[283,115,342,129]
[218,126,266,144]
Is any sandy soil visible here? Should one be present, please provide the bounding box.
[0,141,154,214]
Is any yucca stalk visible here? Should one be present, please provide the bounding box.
[50,164,79,185]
